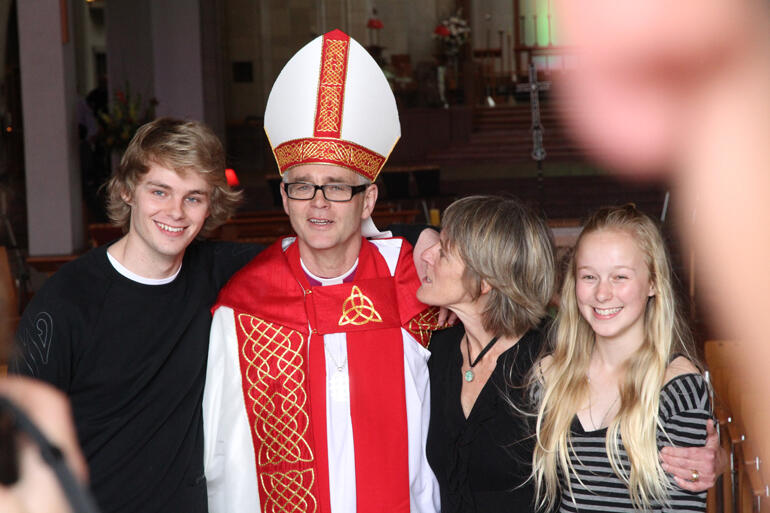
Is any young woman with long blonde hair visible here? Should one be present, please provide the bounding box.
[533,204,710,512]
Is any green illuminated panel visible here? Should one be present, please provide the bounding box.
[519,0,557,46]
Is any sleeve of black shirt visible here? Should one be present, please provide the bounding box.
[209,241,265,286]
[386,223,438,247]
[10,281,75,393]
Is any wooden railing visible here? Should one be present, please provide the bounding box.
[87,205,421,248]
[215,207,421,245]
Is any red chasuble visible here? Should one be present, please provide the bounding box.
[214,237,440,513]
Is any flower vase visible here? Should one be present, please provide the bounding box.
[437,65,448,108]
[446,55,459,103]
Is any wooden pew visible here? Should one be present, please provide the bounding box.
[379,164,441,199]
[740,391,768,512]
[88,223,123,247]
[218,216,292,242]
[87,207,422,247]
[706,340,739,513]
[704,339,770,513]
[25,253,79,278]
[232,202,407,220]
[216,209,422,244]
[1,246,20,374]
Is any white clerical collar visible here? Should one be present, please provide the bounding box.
[300,258,358,286]
[106,251,181,285]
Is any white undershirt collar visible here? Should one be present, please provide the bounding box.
[106,251,181,285]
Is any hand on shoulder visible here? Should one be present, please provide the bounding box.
[660,356,722,493]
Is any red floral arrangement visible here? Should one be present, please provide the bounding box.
[99,85,158,152]
[433,9,471,58]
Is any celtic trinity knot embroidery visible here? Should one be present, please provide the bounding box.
[338,285,383,326]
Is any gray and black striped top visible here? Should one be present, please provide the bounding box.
[560,373,710,512]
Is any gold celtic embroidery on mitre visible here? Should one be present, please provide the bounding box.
[322,39,347,84]
[338,285,383,326]
[316,86,343,133]
[274,139,384,180]
[260,469,317,513]
[237,314,313,466]
[315,38,348,135]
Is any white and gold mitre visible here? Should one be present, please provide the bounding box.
[264,29,400,182]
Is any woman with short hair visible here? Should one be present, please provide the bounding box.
[419,195,556,512]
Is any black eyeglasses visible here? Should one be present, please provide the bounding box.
[283,182,369,202]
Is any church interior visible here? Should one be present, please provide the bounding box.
[0,1,767,512]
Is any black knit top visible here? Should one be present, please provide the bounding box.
[426,324,543,513]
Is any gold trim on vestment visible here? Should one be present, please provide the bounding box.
[260,469,318,513]
[238,314,314,465]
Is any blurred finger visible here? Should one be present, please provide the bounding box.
[704,420,719,448]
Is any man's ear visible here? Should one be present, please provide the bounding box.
[280,181,290,216]
[361,183,378,219]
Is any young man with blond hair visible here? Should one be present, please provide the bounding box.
[11,118,262,513]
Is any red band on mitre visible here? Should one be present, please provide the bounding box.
[274,137,385,182]
[314,29,350,139]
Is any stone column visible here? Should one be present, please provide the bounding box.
[105,0,224,137]
[149,0,205,121]
[104,0,154,107]
[17,0,84,255]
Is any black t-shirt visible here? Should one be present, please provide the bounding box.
[426,324,543,513]
[11,241,261,513]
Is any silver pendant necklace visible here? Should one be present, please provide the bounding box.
[586,375,620,430]
[326,344,349,403]
[325,345,347,372]
[463,333,501,382]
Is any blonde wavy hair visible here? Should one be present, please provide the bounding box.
[105,117,242,235]
[532,204,698,511]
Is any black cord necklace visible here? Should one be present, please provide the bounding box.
[463,333,501,382]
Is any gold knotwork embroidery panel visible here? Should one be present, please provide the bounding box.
[238,314,314,466]
[260,469,318,513]
[274,139,384,180]
[315,38,348,135]
[406,307,442,348]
